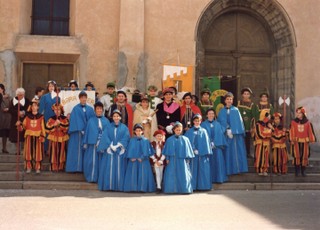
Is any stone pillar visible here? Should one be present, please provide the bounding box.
[117,0,145,91]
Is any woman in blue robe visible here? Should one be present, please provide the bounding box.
[162,122,194,194]
[83,102,110,183]
[201,108,228,183]
[185,114,212,191]
[97,109,130,191]
[217,92,248,175]
[66,91,95,172]
[39,80,60,152]
[123,123,156,192]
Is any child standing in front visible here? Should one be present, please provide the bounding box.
[289,107,316,176]
[162,122,194,194]
[22,99,46,173]
[124,123,156,192]
[150,130,166,192]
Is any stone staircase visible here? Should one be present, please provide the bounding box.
[0,141,320,190]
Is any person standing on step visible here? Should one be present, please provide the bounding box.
[289,107,316,177]
[180,92,201,133]
[0,84,12,154]
[22,98,46,173]
[82,101,110,183]
[66,91,95,173]
[253,110,272,176]
[271,112,289,175]
[46,103,69,172]
[99,82,116,119]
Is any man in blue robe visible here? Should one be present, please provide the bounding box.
[217,92,248,175]
[97,109,130,191]
[83,102,110,183]
[123,123,156,192]
[185,114,213,191]
[162,122,194,194]
[201,108,228,183]
[66,91,95,172]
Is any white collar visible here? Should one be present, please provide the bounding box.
[13,97,25,106]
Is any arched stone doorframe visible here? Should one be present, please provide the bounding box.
[195,0,297,122]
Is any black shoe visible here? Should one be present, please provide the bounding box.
[156,188,162,194]
[301,166,307,177]
[295,165,300,177]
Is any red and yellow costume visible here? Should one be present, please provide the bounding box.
[254,113,272,174]
[289,112,316,167]
[46,112,69,171]
[22,113,46,171]
[271,113,288,174]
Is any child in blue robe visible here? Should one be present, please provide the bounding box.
[123,123,156,192]
[201,108,228,183]
[97,109,130,191]
[217,92,248,175]
[162,122,194,194]
[66,91,95,172]
[83,102,110,183]
[185,114,212,191]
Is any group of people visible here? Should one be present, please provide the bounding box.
[0,80,317,194]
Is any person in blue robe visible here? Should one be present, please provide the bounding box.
[83,102,110,183]
[201,108,228,183]
[217,92,248,175]
[162,122,194,194]
[185,114,213,191]
[66,91,95,172]
[123,123,156,193]
[97,109,130,191]
[39,80,60,152]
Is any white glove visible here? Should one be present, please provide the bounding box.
[194,149,199,155]
[107,147,113,154]
[110,143,117,152]
[119,146,125,155]
[226,129,233,139]
[142,119,148,124]
[81,131,85,135]
[166,125,173,134]
[83,144,87,149]
[147,116,152,121]
[210,142,215,149]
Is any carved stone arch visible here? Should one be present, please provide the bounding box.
[195,0,296,123]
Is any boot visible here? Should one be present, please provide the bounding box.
[301,166,307,177]
[295,165,300,177]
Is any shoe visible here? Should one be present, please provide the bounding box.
[26,169,31,173]
[263,172,268,176]
[36,169,41,174]
[301,166,307,177]
[258,173,263,176]
[156,188,162,194]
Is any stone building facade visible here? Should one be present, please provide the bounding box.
[1,0,320,139]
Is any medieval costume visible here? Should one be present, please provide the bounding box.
[198,88,214,118]
[147,85,162,110]
[217,93,248,175]
[185,114,212,191]
[289,107,316,176]
[46,104,69,171]
[99,82,116,118]
[252,92,274,122]
[66,92,95,172]
[133,97,158,140]
[271,112,289,175]
[124,124,156,192]
[162,122,194,194]
[97,110,130,191]
[201,110,228,183]
[150,130,166,191]
[180,92,201,132]
[22,102,46,173]
[83,102,110,182]
[253,111,272,176]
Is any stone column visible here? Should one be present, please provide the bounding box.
[117,0,145,91]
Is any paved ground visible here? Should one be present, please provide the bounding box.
[0,189,319,230]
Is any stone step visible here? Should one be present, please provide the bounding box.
[213,182,320,190]
[0,162,51,171]
[247,165,320,173]
[228,173,320,183]
[0,154,23,163]
[0,171,86,181]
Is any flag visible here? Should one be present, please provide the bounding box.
[162,64,193,92]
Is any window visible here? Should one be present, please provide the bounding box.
[32,0,70,36]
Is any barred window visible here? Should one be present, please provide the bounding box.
[31,0,70,36]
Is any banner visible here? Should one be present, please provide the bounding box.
[162,64,193,92]
[59,90,95,115]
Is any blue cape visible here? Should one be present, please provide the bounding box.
[68,104,95,134]
[201,120,227,148]
[126,136,154,159]
[83,116,110,145]
[184,127,212,156]
[163,135,195,159]
[217,106,245,135]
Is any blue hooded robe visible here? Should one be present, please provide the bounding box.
[217,106,248,175]
[201,119,228,183]
[123,136,156,192]
[185,126,213,190]
[162,135,195,194]
[83,115,110,183]
[66,104,95,172]
[97,122,130,191]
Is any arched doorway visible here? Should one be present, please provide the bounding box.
[196,0,296,122]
